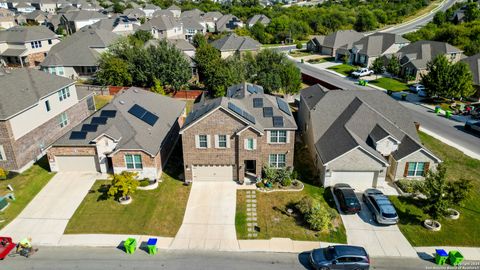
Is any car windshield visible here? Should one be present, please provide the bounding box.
[346,197,359,206]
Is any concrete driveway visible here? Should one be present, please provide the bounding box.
[0,172,99,245]
[170,181,239,251]
[334,191,417,257]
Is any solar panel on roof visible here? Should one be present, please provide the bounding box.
[142,111,159,126]
[242,111,256,124]
[228,102,243,115]
[228,102,256,124]
[81,124,98,132]
[273,116,284,127]
[253,98,263,108]
[128,104,147,119]
[276,97,292,116]
[100,110,117,118]
[247,84,257,94]
[91,117,108,125]
[70,131,87,140]
[263,107,273,117]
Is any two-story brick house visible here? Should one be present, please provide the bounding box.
[0,25,59,67]
[180,83,297,184]
[0,68,95,172]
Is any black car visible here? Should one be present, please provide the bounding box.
[309,245,370,270]
[333,184,361,214]
[465,120,480,135]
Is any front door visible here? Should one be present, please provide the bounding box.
[244,160,256,174]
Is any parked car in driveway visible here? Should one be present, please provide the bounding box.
[309,245,370,270]
[333,184,361,214]
[465,120,480,134]
[351,68,374,78]
[409,84,425,93]
[362,189,399,225]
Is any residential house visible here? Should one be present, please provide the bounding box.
[460,53,480,100]
[202,11,222,32]
[181,8,203,18]
[91,15,140,36]
[138,15,183,40]
[180,83,297,183]
[0,26,59,67]
[30,0,57,13]
[349,33,410,67]
[24,10,48,25]
[152,9,173,18]
[122,8,146,19]
[0,8,15,29]
[57,5,78,14]
[298,85,441,190]
[14,13,25,25]
[142,4,160,18]
[0,0,7,9]
[60,10,108,34]
[211,33,261,58]
[246,14,270,27]
[216,14,243,32]
[166,4,181,18]
[181,15,204,40]
[307,30,364,59]
[15,2,35,13]
[47,88,185,179]
[0,67,95,172]
[388,40,463,82]
[41,26,120,79]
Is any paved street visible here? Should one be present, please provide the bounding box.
[4,247,475,270]
[0,172,99,245]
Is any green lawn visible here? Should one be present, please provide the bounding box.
[369,77,409,92]
[94,95,114,110]
[289,50,313,58]
[327,64,357,76]
[0,158,54,230]
[235,141,347,243]
[65,148,191,236]
[390,132,480,246]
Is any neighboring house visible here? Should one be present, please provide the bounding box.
[298,85,441,190]
[122,8,146,19]
[166,4,181,18]
[142,3,160,18]
[246,14,270,27]
[0,25,59,67]
[307,30,364,59]
[57,5,78,14]
[30,0,57,13]
[350,33,410,67]
[41,26,120,80]
[388,40,463,82]
[181,8,203,18]
[452,9,465,24]
[460,53,480,100]
[24,10,48,25]
[138,15,183,40]
[15,13,26,25]
[60,10,108,34]
[0,8,15,29]
[15,2,36,13]
[45,13,62,32]
[211,33,261,58]
[152,9,173,18]
[0,67,95,172]
[0,0,7,9]
[181,15,204,40]
[202,11,222,32]
[91,15,140,36]
[47,88,186,179]
[180,83,297,183]
[216,14,243,32]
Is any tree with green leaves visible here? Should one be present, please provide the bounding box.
[464,2,480,22]
[151,78,166,95]
[386,55,401,76]
[421,55,474,99]
[113,2,126,13]
[370,57,385,79]
[108,171,139,201]
[96,54,132,86]
[194,41,222,81]
[129,30,153,46]
[354,9,378,32]
[192,32,207,48]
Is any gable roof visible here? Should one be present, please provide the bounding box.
[53,87,186,155]
[216,14,241,32]
[210,33,260,52]
[352,33,409,57]
[321,30,364,49]
[41,26,120,67]
[461,53,480,85]
[181,8,203,18]
[0,68,74,120]
[0,25,56,43]
[246,14,270,26]
[167,4,180,11]
[62,10,107,21]
[181,15,204,30]
[152,9,173,18]
[396,40,463,70]
[139,14,179,31]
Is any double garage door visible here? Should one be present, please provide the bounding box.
[192,165,233,182]
[55,156,100,172]
[329,171,377,191]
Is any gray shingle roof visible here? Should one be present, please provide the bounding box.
[0,68,74,120]
[167,4,180,11]
[246,14,270,26]
[152,9,173,18]
[139,14,179,31]
[123,8,146,18]
[395,40,463,70]
[62,10,107,21]
[53,87,186,155]
[0,25,56,43]
[216,14,241,32]
[352,33,409,57]
[41,26,120,67]
[210,33,260,52]
[461,53,480,85]
[181,8,203,18]
[319,30,364,49]
[181,15,204,30]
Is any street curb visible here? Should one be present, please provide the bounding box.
[419,127,480,160]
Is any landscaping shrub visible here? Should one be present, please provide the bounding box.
[281,178,292,187]
[139,179,150,187]
[262,166,277,182]
[0,168,7,180]
[306,207,333,231]
[256,182,265,188]
[295,196,320,215]
[108,171,139,200]
[396,179,424,193]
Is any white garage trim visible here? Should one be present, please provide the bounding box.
[55,155,100,172]
[192,165,234,182]
[329,171,377,191]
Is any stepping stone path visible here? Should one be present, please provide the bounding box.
[245,190,258,238]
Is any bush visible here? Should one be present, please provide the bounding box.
[295,196,320,215]
[139,179,150,187]
[262,166,277,182]
[306,207,333,231]
[0,167,7,180]
[396,179,424,193]
[296,41,303,49]
[281,178,292,187]
[256,182,265,188]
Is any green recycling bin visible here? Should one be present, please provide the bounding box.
[124,238,137,254]
[445,110,452,118]
[448,250,464,266]
[435,106,441,114]
[435,249,448,265]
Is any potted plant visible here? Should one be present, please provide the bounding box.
[108,171,139,205]
[0,168,7,180]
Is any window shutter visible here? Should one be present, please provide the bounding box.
[226,136,231,148]
[244,139,248,150]
[206,135,211,148]
[214,135,219,148]
[286,131,290,143]
[424,162,430,175]
[266,131,271,143]
[403,162,409,177]
[253,139,257,150]
[195,135,200,148]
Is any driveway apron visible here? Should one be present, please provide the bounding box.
[171,181,239,251]
[0,172,99,245]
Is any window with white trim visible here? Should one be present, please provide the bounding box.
[269,154,286,168]
[269,130,287,143]
[58,87,70,101]
[30,40,42,48]
[125,154,143,169]
[58,112,68,128]
[199,135,208,148]
[246,138,254,150]
[218,135,227,148]
[0,145,6,161]
[407,162,426,177]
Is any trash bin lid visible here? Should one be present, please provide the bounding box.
[436,249,448,256]
[147,238,157,245]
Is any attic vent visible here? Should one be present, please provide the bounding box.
[119,100,125,105]
[133,88,139,93]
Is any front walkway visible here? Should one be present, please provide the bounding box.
[0,172,100,245]
[170,181,239,251]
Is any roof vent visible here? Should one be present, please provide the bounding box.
[119,100,125,105]
[133,88,139,93]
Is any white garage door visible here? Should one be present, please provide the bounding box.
[321,47,333,55]
[192,165,233,182]
[55,156,100,172]
[330,171,376,191]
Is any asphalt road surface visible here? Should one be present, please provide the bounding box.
[4,247,478,270]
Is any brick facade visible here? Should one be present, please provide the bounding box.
[0,97,93,171]
[25,52,47,67]
[182,108,295,183]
